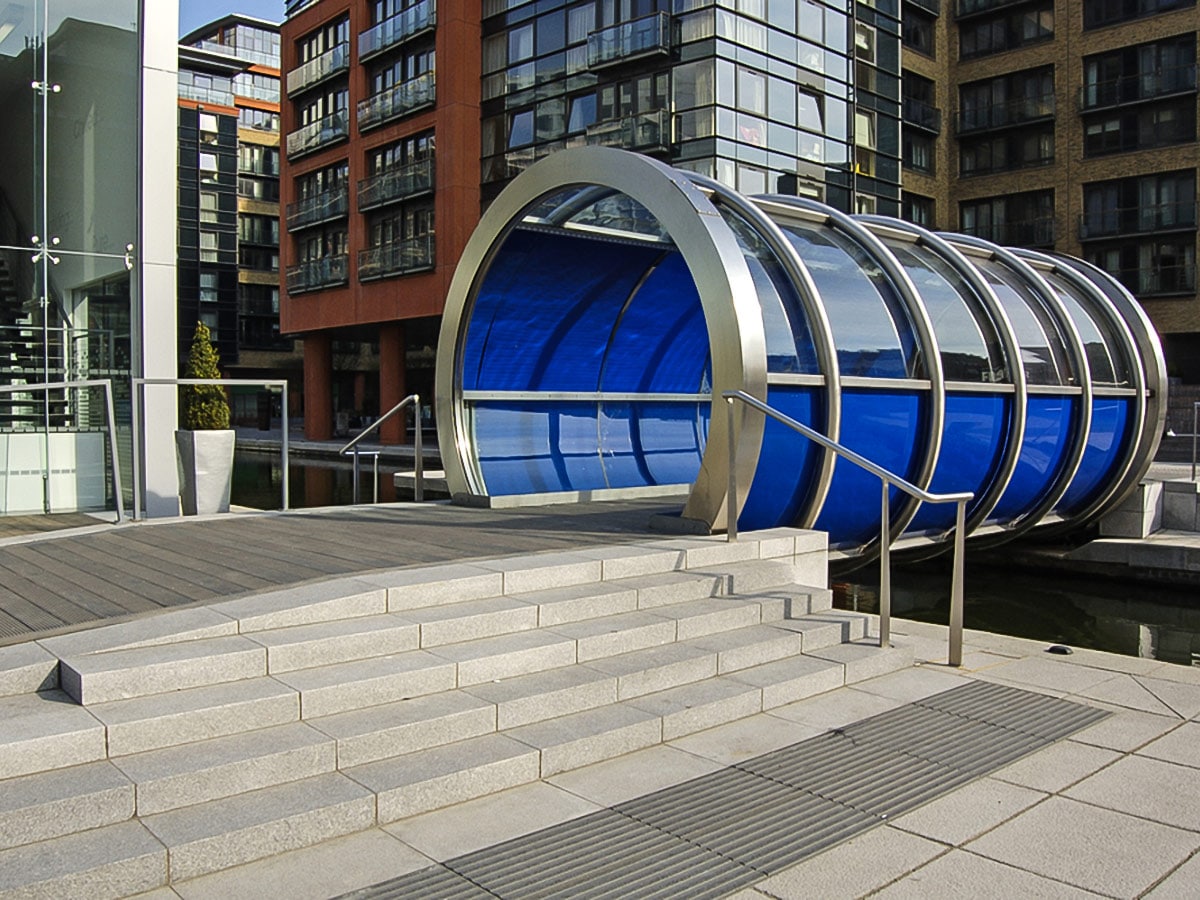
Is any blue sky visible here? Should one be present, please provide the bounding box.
[180,0,285,36]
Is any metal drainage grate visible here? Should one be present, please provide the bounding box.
[341,680,1109,899]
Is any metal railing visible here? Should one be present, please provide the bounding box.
[0,379,125,520]
[587,12,670,69]
[724,391,971,666]
[339,394,423,504]
[1191,401,1200,481]
[285,42,350,96]
[359,0,436,61]
[131,378,289,519]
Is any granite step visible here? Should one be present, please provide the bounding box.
[0,761,134,851]
[110,722,337,816]
[0,690,108,780]
[139,772,376,882]
[0,820,167,899]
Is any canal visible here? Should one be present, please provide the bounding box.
[836,563,1200,667]
[230,448,401,510]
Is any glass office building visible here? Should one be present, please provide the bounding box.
[437,148,1165,556]
[0,2,178,515]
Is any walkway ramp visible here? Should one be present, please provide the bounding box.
[0,530,913,895]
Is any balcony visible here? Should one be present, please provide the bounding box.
[358,235,435,281]
[1106,263,1197,298]
[357,72,435,132]
[286,186,350,232]
[359,0,436,62]
[286,254,349,294]
[193,40,280,69]
[1079,200,1197,240]
[957,94,1054,134]
[587,13,670,70]
[903,98,942,133]
[956,0,1039,18]
[286,42,350,96]
[906,0,941,13]
[585,109,672,152]
[1079,64,1197,112]
[962,217,1056,247]
[358,157,435,212]
[286,111,349,159]
[179,82,235,107]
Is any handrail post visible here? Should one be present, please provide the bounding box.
[372,452,380,503]
[131,377,143,520]
[351,447,361,503]
[102,381,126,523]
[879,480,891,648]
[281,384,289,511]
[414,397,424,502]
[949,499,966,666]
[1193,401,1198,481]
[726,396,738,542]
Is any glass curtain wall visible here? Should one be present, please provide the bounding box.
[0,1,139,514]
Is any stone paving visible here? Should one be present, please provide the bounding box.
[123,615,1200,900]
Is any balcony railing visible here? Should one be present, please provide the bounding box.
[233,82,280,104]
[962,217,1056,247]
[358,234,435,281]
[902,98,942,133]
[193,40,280,69]
[957,93,1055,134]
[179,83,235,107]
[1107,263,1197,297]
[286,254,349,293]
[285,111,349,159]
[1079,200,1198,240]
[585,109,672,152]
[286,186,350,232]
[956,0,1039,17]
[359,0,436,62]
[587,12,670,69]
[1079,64,1197,111]
[906,0,941,13]
[357,157,435,212]
[286,42,350,96]
[357,71,435,132]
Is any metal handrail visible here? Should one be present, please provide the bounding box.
[1191,402,1200,481]
[339,394,423,503]
[131,378,289,519]
[723,390,971,666]
[0,379,125,521]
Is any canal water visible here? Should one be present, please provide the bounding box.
[835,564,1200,667]
[231,449,400,510]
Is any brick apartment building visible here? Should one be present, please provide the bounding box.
[279,0,1198,440]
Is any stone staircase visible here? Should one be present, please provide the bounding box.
[0,529,911,896]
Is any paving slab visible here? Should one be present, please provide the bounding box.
[976,655,1121,696]
[384,780,602,861]
[1067,706,1182,753]
[1065,753,1200,831]
[1073,672,1186,716]
[666,711,823,766]
[173,828,429,900]
[990,739,1122,794]
[850,664,975,703]
[874,848,1105,899]
[964,795,1200,897]
[768,684,906,731]
[1145,852,1200,899]
[890,776,1046,846]
[1136,720,1200,768]
[753,825,945,900]
[546,743,724,807]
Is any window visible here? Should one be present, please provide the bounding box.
[1084,0,1195,30]
[855,23,876,63]
[960,190,1054,246]
[902,7,935,58]
[737,67,766,115]
[567,93,597,132]
[904,132,934,174]
[902,192,934,228]
[960,3,1053,60]
[1082,170,1196,238]
[509,110,534,147]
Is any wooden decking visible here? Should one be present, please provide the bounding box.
[0,499,690,646]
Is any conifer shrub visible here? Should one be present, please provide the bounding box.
[180,321,230,430]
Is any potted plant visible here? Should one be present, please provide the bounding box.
[176,321,235,515]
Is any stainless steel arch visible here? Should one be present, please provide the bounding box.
[764,196,946,556]
[857,216,1028,539]
[434,146,769,531]
[943,235,1093,542]
[1012,248,1147,530]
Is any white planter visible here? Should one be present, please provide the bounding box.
[176,430,235,515]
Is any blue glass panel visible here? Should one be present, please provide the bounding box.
[907,392,1010,533]
[474,401,607,494]
[632,402,709,486]
[988,395,1075,522]
[971,258,1070,387]
[1056,397,1132,515]
[814,389,925,546]
[462,228,666,391]
[739,386,823,531]
[601,252,710,393]
[780,223,919,378]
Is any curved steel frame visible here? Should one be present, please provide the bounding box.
[435,147,1166,552]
